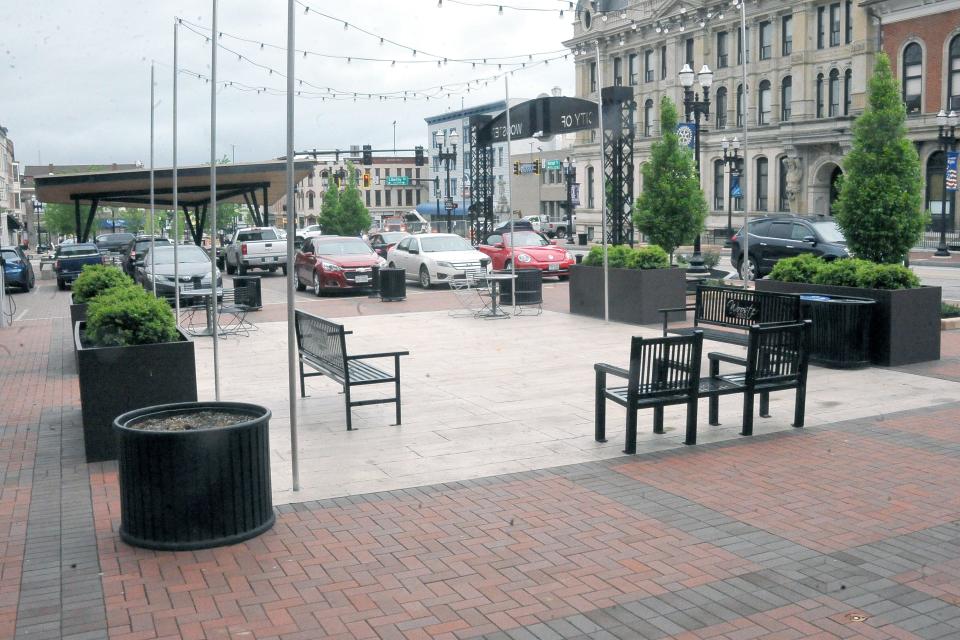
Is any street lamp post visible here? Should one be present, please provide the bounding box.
[436,129,459,233]
[679,63,713,275]
[564,157,577,244]
[32,198,43,250]
[721,137,741,242]
[936,109,957,257]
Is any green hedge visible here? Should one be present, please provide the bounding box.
[582,245,670,270]
[72,265,136,303]
[769,256,919,290]
[84,286,179,347]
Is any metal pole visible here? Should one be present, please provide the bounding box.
[0,207,7,327]
[505,75,516,315]
[150,62,157,296]
[595,39,608,323]
[173,20,180,324]
[286,0,300,491]
[445,153,452,233]
[939,136,950,256]
[210,0,221,400]
[739,0,751,288]
[566,160,575,244]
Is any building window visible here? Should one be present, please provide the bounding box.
[756,157,769,211]
[307,175,314,187]
[685,38,694,66]
[817,6,825,49]
[782,15,793,56]
[590,61,597,92]
[829,68,840,116]
[644,50,653,82]
[816,73,825,118]
[759,21,772,60]
[951,36,960,110]
[714,159,725,210]
[902,43,922,114]
[628,53,638,85]
[735,171,745,211]
[498,147,503,167]
[660,45,667,79]
[736,84,744,127]
[845,0,853,44]
[375,190,381,206]
[830,3,841,47]
[644,99,654,137]
[406,189,413,206]
[716,87,728,129]
[385,190,391,207]
[717,31,729,68]
[737,26,750,64]
[308,192,315,209]
[781,76,792,121]
[587,166,595,208]
[365,190,371,206]
[844,69,852,115]
[758,80,771,125]
[778,157,790,212]
[613,57,623,86]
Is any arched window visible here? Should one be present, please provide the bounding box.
[307,191,315,209]
[756,157,769,211]
[829,68,840,117]
[902,42,922,114]
[844,69,853,115]
[644,99,654,137]
[758,80,771,124]
[778,156,790,212]
[816,73,824,118]
[736,84,744,127]
[781,76,792,121]
[949,35,960,110]
[926,151,955,224]
[587,166,595,208]
[715,87,728,129]
[713,159,726,210]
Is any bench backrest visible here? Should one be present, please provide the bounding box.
[294,310,348,379]
[628,331,704,400]
[745,320,811,388]
[695,285,800,331]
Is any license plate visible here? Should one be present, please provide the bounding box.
[548,263,559,271]
[355,275,369,283]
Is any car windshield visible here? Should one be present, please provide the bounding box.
[58,244,99,256]
[504,231,549,247]
[236,229,279,242]
[314,239,374,256]
[420,236,473,252]
[134,238,171,252]
[148,246,210,265]
[2,249,22,263]
[381,232,408,243]
[812,221,845,243]
[98,233,134,244]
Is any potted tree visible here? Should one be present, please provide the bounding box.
[75,285,197,462]
[69,264,135,325]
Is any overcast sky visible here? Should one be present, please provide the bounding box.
[2,1,574,169]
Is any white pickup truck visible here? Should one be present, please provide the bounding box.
[224,227,287,275]
[523,215,571,240]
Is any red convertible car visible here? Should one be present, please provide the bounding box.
[294,235,385,295]
[477,230,576,279]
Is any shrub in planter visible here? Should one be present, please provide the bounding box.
[769,255,919,290]
[768,254,823,283]
[811,259,862,287]
[855,262,919,290]
[84,286,178,347]
[582,245,669,270]
[942,302,960,318]
[72,264,136,304]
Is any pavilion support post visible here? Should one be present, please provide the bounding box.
[198,204,208,243]
[183,205,199,246]
[74,199,82,242]
[262,186,270,227]
[82,199,99,244]
[249,190,263,227]
[243,192,257,226]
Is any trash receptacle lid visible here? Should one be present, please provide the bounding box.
[800,295,832,302]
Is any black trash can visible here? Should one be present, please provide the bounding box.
[578,232,588,246]
[232,275,262,310]
[500,269,543,306]
[798,294,875,369]
[379,267,406,301]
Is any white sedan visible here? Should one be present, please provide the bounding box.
[386,234,490,288]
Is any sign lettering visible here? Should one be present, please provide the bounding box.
[724,299,759,320]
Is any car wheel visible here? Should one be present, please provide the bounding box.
[739,256,758,281]
[313,271,323,297]
[226,262,236,275]
[294,269,306,291]
[419,266,432,289]
[555,228,566,239]
[388,262,395,268]
[281,264,288,276]
[238,263,247,276]
[57,278,66,291]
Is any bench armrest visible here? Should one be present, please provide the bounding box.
[346,350,410,360]
[707,352,747,367]
[659,305,696,336]
[593,363,629,379]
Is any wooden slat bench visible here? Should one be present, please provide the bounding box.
[294,310,409,430]
[660,284,802,346]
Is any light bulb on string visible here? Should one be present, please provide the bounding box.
[498,6,503,15]
[343,21,348,30]
[304,5,309,13]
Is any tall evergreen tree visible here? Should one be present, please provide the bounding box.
[318,174,342,233]
[337,164,373,236]
[833,52,925,264]
[632,96,707,263]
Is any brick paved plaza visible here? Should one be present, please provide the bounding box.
[2,279,960,640]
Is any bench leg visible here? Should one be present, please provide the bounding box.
[759,391,770,418]
[792,384,806,428]
[684,399,698,445]
[624,406,638,455]
[708,361,720,426]
[653,407,664,434]
[741,391,754,437]
[298,359,306,398]
[344,384,354,431]
[594,369,607,443]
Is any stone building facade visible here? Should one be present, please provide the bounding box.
[0,126,22,247]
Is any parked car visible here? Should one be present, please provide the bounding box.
[122,236,171,277]
[54,242,103,290]
[477,230,576,280]
[368,231,411,259]
[2,245,36,292]
[224,227,286,275]
[522,215,571,239]
[294,235,385,296]
[387,233,490,289]
[137,244,222,303]
[731,215,850,280]
[95,232,136,257]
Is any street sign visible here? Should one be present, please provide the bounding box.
[444,201,459,211]
[385,176,410,186]
[546,159,562,170]
[519,162,536,175]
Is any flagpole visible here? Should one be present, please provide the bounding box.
[210,0,221,399]
[285,0,300,491]
[173,19,181,324]
[738,0,750,289]
[504,75,516,315]
[149,62,157,297]
[595,38,608,323]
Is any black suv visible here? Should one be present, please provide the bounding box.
[730,216,849,280]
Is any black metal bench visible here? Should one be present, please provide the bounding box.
[660,284,802,346]
[595,321,811,452]
[294,310,409,430]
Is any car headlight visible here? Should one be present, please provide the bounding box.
[566,251,576,261]
[436,261,453,268]
[517,253,532,263]
[321,261,342,272]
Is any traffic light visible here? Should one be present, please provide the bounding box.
[362,144,372,166]
[513,161,520,176]
[414,146,425,166]
[533,159,541,175]
[362,173,372,189]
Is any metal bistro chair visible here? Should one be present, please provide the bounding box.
[449,268,493,318]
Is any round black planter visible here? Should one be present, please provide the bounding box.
[113,401,275,551]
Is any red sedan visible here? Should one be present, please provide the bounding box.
[477,230,576,279]
[294,235,385,295]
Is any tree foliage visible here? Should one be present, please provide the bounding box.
[318,163,371,236]
[632,96,707,262]
[832,53,926,264]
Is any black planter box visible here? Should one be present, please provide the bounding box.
[114,401,275,550]
[70,294,87,324]
[75,323,198,462]
[755,280,941,366]
[569,265,687,325]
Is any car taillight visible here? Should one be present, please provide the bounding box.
[241,242,248,256]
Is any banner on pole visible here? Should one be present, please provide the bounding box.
[675,123,697,150]
[730,174,742,198]
[946,151,958,192]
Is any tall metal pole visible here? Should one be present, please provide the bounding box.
[285,0,300,491]
[505,75,516,315]
[595,39,608,323]
[738,0,751,288]
[173,20,181,324]
[210,0,221,399]
[150,62,157,296]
